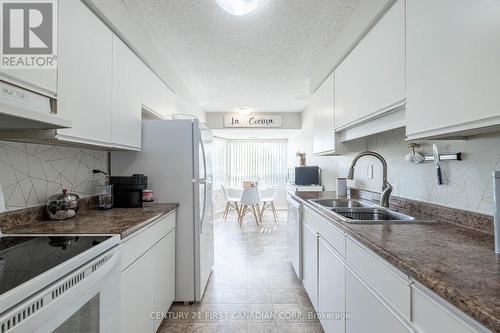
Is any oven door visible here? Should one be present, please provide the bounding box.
[0,246,121,333]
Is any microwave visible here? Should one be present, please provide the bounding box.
[288,166,321,186]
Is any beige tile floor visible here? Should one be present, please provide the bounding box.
[158,210,324,333]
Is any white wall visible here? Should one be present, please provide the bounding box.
[287,107,338,191]
[336,128,500,216]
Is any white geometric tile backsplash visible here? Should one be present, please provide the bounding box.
[336,128,500,215]
[0,141,108,211]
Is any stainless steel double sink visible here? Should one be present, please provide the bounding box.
[310,199,434,224]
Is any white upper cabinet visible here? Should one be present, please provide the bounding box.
[313,73,336,155]
[112,35,143,150]
[335,0,405,131]
[57,0,113,146]
[406,0,500,140]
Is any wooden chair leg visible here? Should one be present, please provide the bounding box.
[239,205,247,224]
[257,203,262,224]
[251,205,260,225]
[271,202,278,222]
[223,202,230,221]
[260,202,266,220]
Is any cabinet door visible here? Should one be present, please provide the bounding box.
[335,0,405,130]
[406,0,500,139]
[112,35,142,149]
[152,230,176,332]
[122,248,155,333]
[346,268,411,333]
[321,73,335,153]
[57,0,112,145]
[318,237,346,333]
[302,221,318,309]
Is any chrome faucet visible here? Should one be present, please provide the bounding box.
[346,151,393,208]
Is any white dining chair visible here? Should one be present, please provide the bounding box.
[259,189,278,222]
[221,186,242,221]
[239,187,261,225]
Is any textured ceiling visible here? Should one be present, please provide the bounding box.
[122,0,361,112]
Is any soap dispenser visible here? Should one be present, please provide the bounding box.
[494,171,500,253]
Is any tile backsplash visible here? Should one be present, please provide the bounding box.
[337,128,500,215]
[0,141,108,211]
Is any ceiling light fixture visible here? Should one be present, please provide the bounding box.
[236,107,253,115]
[215,0,260,16]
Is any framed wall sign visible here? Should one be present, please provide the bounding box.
[224,115,282,128]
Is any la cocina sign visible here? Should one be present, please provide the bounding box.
[224,115,282,128]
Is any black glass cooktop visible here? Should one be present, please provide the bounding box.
[0,236,111,296]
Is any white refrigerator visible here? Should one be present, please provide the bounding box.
[111,119,214,302]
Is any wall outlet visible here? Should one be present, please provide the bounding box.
[367,164,374,179]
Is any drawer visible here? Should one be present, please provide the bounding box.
[303,206,345,256]
[411,284,485,333]
[121,211,176,270]
[346,237,411,320]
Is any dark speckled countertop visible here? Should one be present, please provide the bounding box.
[292,191,500,333]
[1,203,178,239]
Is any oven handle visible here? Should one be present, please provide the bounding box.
[0,246,122,333]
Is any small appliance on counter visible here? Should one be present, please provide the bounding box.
[110,174,148,208]
[288,166,321,186]
[47,189,80,220]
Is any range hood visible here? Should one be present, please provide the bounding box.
[0,81,71,130]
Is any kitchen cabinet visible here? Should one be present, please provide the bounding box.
[411,284,481,333]
[122,244,155,333]
[152,230,176,332]
[335,0,405,132]
[302,220,318,310]
[406,0,500,140]
[345,267,412,333]
[121,212,176,333]
[57,0,113,146]
[300,204,490,333]
[318,236,346,333]
[112,35,143,150]
[313,73,336,155]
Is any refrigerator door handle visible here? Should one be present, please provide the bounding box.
[200,182,207,234]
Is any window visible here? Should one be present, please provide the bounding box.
[213,138,287,190]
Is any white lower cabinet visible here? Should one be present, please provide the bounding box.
[122,245,155,333]
[152,231,176,332]
[345,267,411,333]
[301,207,490,333]
[302,221,318,310]
[411,284,481,333]
[318,236,346,333]
[121,212,176,333]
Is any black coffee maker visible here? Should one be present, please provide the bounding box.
[110,174,148,208]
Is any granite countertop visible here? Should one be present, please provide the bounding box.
[1,203,178,239]
[291,191,500,333]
